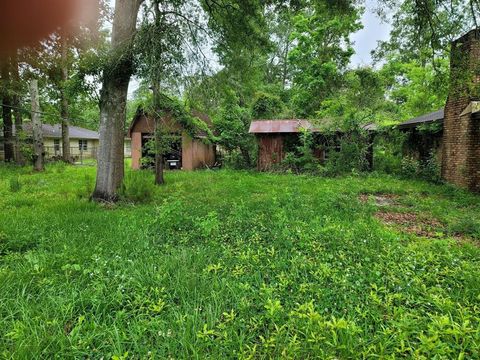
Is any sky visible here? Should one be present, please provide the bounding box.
[126,0,392,97]
[350,0,391,67]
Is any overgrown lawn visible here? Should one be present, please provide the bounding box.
[0,164,479,358]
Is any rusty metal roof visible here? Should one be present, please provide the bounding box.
[249,120,319,133]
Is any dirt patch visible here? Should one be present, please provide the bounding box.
[359,193,400,207]
[375,211,444,238]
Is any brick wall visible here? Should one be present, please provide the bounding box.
[442,29,480,192]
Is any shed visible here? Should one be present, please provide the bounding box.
[249,119,376,171]
[249,119,325,171]
[127,110,216,171]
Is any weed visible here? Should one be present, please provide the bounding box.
[8,177,21,193]
[0,165,479,358]
[120,170,156,203]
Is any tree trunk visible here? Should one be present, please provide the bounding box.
[30,80,44,171]
[152,81,165,185]
[1,57,14,162]
[154,117,165,185]
[92,0,144,202]
[11,52,24,165]
[60,35,71,163]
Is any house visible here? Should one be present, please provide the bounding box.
[249,119,376,171]
[0,122,109,161]
[398,29,480,192]
[127,110,216,171]
[397,109,444,162]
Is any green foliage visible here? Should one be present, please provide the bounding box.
[400,152,442,183]
[322,132,369,176]
[400,156,421,178]
[251,92,284,119]
[0,165,479,358]
[374,129,406,174]
[213,91,256,168]
[288,2,362,117]
[379,58,449,124]
[120,170,156,203]
[280,129,320,173]
[8,177,21,193]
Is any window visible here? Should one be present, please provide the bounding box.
[79,139,88,151]
[54,139,60,152]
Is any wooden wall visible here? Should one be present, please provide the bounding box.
[182,134,216,170]
[257,134,285,171]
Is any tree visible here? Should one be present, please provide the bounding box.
[1,57,14,162]
[135,0,189,185]
[30,80,44,171]
[288,0,362,117]
[92,0,145,201]
[214,90,255,167]
[374,0,480,66]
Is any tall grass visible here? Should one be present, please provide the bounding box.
[0,164,479,358]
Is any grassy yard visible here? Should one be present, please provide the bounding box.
[0,164,479,359]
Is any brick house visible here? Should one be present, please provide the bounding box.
[399,29,480,192]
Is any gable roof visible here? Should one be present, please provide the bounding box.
[127,109,213,138]
[9,123,100,139]
[398,109,444,129]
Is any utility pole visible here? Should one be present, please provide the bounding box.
[30,79,44,171]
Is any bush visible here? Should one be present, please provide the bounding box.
[9,177,21,193]
[279,130,320,174]
[374,130,405,174]
[400,152,442,184]
[400,156,421,179]
[322,132,369,176]
[421,152,442,183]
[121,170,155,203]
[251,92,284,119]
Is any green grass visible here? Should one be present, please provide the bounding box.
[0,163,479,359]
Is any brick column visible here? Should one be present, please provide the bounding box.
[442,29,480,192]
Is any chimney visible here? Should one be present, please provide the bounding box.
[442,29,480,192]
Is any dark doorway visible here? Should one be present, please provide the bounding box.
[165,135,182,170]
[141,133,183,170]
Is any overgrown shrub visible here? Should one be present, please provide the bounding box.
[400,152,442,183]
[322,132,369,176]
[374,130,405,174]
[279,129,320,173]
[421,152,442,183]
[221,150,256,170]
[251,92,284,119]
[9,177,21,193]
[400,156,421,179]
[121,170,155,203]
